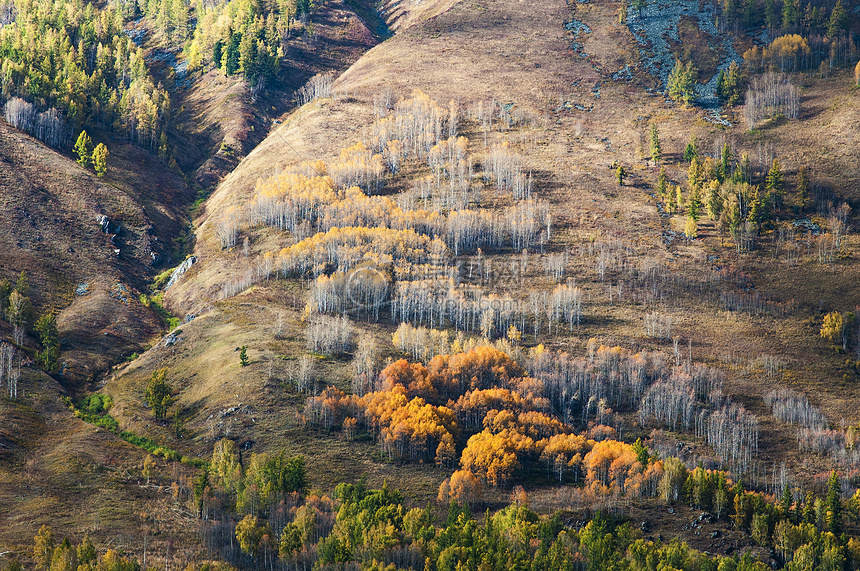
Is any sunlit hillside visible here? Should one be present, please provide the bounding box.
[1,0,860,568]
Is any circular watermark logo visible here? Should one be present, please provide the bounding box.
[345,262,390,312]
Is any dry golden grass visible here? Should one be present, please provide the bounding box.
[4,0,854,560]
[377,0,461,33]
[0,369,200,563]
[106,283,446,503]
[0,121,184,383]
[157,0,860,492]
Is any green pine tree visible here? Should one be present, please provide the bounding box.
[74,130,93,167]
[657,166,668,199]
[683,134,698,163]
[728,201,742,241]
[707,182,723,220]
[173,405,183,438]
[825,471,842,533]
[780,485,794,522]
[802,491,815,524]
[35,313,60,373]
[0,279,11,321]
[92,143,109,177]
[668,60,696,105]
[240,345,249,366]
[743,0,755,25]
[715,69,725,99]
[225,30,242,75]
[782,0,798,29]
[739,153,751,183]
[766,158,784,194]
[295,0,311,17]
[720,143,732,182]
[194,469,210,517]
[213,39,224,69]
[748,196,765,232]
[77,534,96,566]
[766,158,785,210]
[724,61,745,106]
[797,165,809,211]
[827,0,847,38]
[15,271,28,296]
[145,368,174,421]
[765,0,778,30]
[238,30,257,79]
[688,188,703,221]
[632,438,650,465]
[616,164,625,186]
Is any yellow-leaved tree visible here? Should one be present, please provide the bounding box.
[235,514,272,556]
[820,311,853,351]
[438,469,482,506]
[145,368,174,421]
[92,143,109,177]
[685,216,698,239]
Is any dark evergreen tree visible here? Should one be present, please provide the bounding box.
[683,134,698,163]
[797,165,809,211]
[225,30,242,75]
[782,0,798,29]
[657,167,668,199]
[780,485,793,522]
[668,60,696,105]
[825,471,841,534]
[764,0,778,30]
[766,158,785,209]
[827,0,848,38]
[688,188,703,221]
[0,279,11,321]
[718,61,745,106]
[707,183,723,220]
[720,143,732,182]
[213,39,224,69]
[35,313,60,373]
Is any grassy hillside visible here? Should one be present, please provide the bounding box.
[0,121,185,383]
[2,0,860,566]
[151,0,860,505]
[0,365,204,558]
[0,0,394,558]
[168,0,386,191]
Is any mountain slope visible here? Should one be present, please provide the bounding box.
[0,121,190,383]
[153,0,860,485]
[2,0,860,563]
